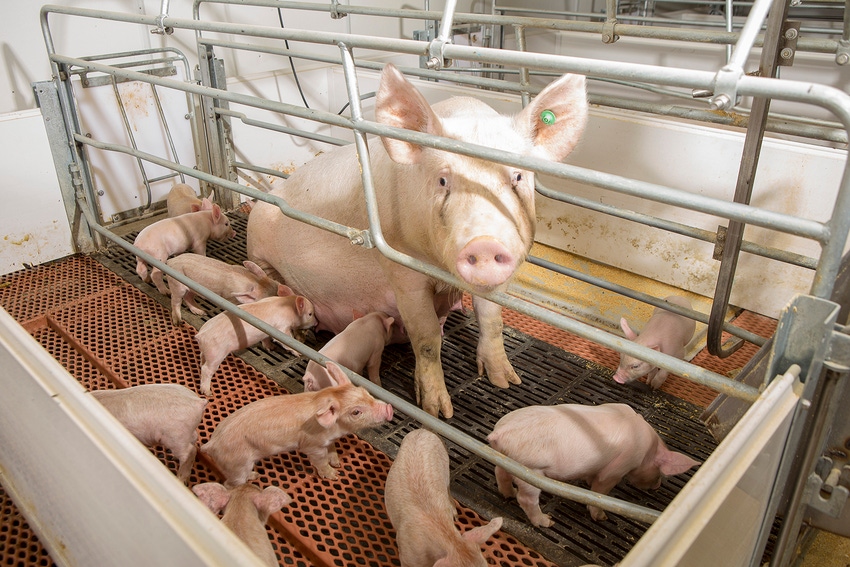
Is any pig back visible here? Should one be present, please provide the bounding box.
[385,429,454,525]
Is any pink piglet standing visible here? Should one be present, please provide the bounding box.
[192,482,292,567]
[385,429,503,567]
[487,403,699,526]
[133,198,236,295]
[612,295,696,390]
[166,253,290,326]
[200,362,393,486]
[302,310,395,391]
[194,294,317,395]
[91,384,207,482]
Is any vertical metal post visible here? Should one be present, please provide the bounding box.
[707,0,794,358]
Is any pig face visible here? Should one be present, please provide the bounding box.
[315,364,394,429]
[376,65,588,292]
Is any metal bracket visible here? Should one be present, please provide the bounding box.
[329,0,347,19]
[710,64,744,111]
[80,64,177,88]
[150,14,174,36]
[602,20,619,44]
[778,21,801,66]
[713,225,728,260]
[348,229,374,249]
[806,457,850,517]
[426,37,450,70]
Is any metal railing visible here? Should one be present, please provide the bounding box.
[39,0,850,542]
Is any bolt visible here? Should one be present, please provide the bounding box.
[780,48,794,60]
[350,235,365,246]
[837,52,850,66]
[602,33,611,43]
[426,57,441,70]
[784,28,798,40]
[710,93,731,110]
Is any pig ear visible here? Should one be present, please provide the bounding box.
[375,63,442,165]
[190,203,201,213]
[516,73,588,163]
[383,316,395,333]
[326,362,351,387]
[277,284,294,297]
[211,204,222,221]
[461,517,503,545]
[251,486,293,517]
[192,482,231,514]
[296,296,307,314]
[200,197,213,211]
[620,318,638,340]
[315,395,342,428]
[658,449,700,476]
[242,260,266,278]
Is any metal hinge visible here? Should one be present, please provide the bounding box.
[806,457,850,517]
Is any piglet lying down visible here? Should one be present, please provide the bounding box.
[487,403,699,526]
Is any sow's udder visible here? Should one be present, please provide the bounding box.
[455,236,518,289]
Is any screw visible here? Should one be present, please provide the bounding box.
[780,48,794,60]
[837,53,850,66]
[784,28,798,40]
[350,235,365,246]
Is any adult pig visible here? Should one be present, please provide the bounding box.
[613,295,696,389]
[247,64,588,418]
[91,384,207,482]
[487,403,699,526]
[195,294,316,395]
[302,310,395,391]
[166,253,290,325]
[134,198,236,295]
[192,482,292,567]
[200,362,393,486]
[167,183,204,217]
[385,429,502,567]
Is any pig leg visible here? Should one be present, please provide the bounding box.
[587,475,622,521]
[151,268,170,296]
[513,475,552,528]
[199,350,227,395]
[136,259,151,283]
[648,368,668,390]
[304,446,338,480]
[327,444,340,468]
[173,443,198,482]
[472,296,521,388]
[170,284,186,325]
[365,354,383,387]
[494,466,517,498]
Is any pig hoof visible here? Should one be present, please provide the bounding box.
[317,468,339,481]
[531,514,553,528]
[589,508,608,522]
[189,307,206,316]
[328,452,341,468]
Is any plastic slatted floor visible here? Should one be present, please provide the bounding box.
[0,211,779,567]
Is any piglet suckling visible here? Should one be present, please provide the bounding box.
[613,295,696,390]
[195,294,317,395]
[134,198,236,295]
[200,363,393,486]
[385,429,502,567]
[487,403,699,526]
[91,384,207,482]
[302,311,395,391]
[192,482,291,566]
[166,183,205,217]
[166,253,290,325]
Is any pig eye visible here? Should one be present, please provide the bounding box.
[439,177,448,187]
[512,172,523,185]
[351,409,362,417]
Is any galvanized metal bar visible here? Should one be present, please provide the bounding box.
[150,83,186,184]
[190,0,841,54]
[214,107,349,147]
[535,181,818,270]
[708,0,793,357]
[47,53,832,244]
[525,255,769,347]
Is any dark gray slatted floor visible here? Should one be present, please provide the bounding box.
[99,211,717,567]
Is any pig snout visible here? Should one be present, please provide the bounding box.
[456,236,517,288]
[378,401,394,422]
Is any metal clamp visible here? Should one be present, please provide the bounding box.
[602,20,619,44]
[709,64,743,111]
[330,0,347,20]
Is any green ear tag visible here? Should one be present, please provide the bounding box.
[540,109,556,125]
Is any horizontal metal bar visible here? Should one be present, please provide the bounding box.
[52,54,831,244]
[231,160,289,180]
[190,0,840,53]
[526,255,769,347]
[214,107,349,147]
[535,181,819,270]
